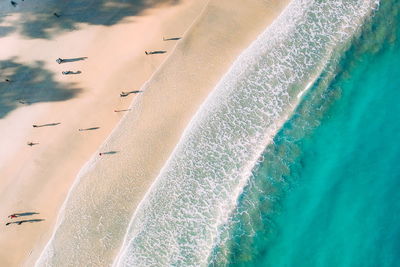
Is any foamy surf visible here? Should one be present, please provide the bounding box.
[34,0,379,266]
[113,1,378,266]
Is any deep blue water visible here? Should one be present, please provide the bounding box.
[210,1,400,266]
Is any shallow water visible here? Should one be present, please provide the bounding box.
[113,1,378,266]
[209,0,400,266]
[35,0,392,266]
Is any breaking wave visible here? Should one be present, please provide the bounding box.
[113,1,378,266]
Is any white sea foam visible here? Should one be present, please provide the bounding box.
[35,0,378,266]
[113,1,378,266]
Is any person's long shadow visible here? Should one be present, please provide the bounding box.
[6,219,45,226]
[79,127,100,131]
[62,71,82,75]
[145,51,167,55]
[0,58,81,119]
[12,212,40,217]
[99,151,118,156]
[33,123,61,128]
[163,37,181,41]
[120,90,143,97]
[60,57,88,63]
[0,0,183,39]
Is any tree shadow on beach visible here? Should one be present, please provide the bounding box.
[0,0,180,39]
[0,58,81,119]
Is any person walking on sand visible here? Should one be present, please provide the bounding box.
[10,1,17,7]
[27,142,39,146]
[54,12,61,18]
[8,214,18,219]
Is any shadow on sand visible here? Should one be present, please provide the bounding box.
[9,212,40,218]
[0,0,181,39]
[79,127,100,131]
[59,57,88,64]
[99,151,118,156]
[62,70,82,75]
[114,109,131,112]
[32,123,61,128]
[163,37,181,41]
[6,219,45,226]
[0,58,81,119]
[145,50,167,55]
[120,90,143,97]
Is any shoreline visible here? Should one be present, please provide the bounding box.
[34,0,291,266]
[0,0,292,266]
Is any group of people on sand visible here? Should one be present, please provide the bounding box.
[3,10,180,228]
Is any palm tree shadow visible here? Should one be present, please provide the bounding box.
[0,0,181,39]
[0,58,81,119]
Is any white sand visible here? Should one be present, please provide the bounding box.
[0,0,207,266]
[33,0,291,266]
[0,0,290,266]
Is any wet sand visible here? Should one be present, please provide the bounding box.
[0,0,207,265]
[0,0,290,266]
[33,0,291,266]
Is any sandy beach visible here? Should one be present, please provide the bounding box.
[0,0,289,266]
[0,0,206,265]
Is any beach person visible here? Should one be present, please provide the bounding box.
[5,79,11,82]
[99,153,102,156]
[27,142,38,146]
[145,51,149,55]
[11,1,17,7]
[8,214,18,219]
[54,13,61,18]
[56,58,64,64]
[32,125,38,128]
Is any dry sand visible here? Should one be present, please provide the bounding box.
[32,0,291,266]
[0,0,290,266]
[0,0,207,266]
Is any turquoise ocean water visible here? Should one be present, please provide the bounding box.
[36,1,399,266]
[209,1,400,266]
